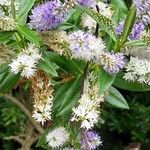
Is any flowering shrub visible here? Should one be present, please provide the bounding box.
[0,0,150,149]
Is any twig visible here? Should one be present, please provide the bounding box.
[3,93,44,134]
[95,5,100,38]
[5,135,24,144]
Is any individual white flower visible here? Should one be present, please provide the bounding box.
[97,2,113,19]
[68,30,105,61]
[0,16,16,31]
[82,14,97,33]
[124,57,150,85]
[9,44,41,78]
[32,97,53,125]
[46,127,69,148]
[81,1,112,32]
[0,0,19,14]
[22,43,42,60]
[71,94,103,130]
[9,54,36,78]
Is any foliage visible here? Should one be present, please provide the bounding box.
[0,0,149,149]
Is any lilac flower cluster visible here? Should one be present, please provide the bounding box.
[75,0,95,7]
[115,21,145,40]
[81,131,102,150]
[68,30,105,61]
[99,52,126,74]
[115,0,150,40]
[133,0,150,25]
[29,0,68,31]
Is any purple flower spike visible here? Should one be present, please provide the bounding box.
[115,0,150,40]
[28,0,67,31]
[115,21,124,36]
[99,52,126,75]
[75,0,95,7]
[81,131,102,150]
[115,21,144,40]
[135,0,150,25]
[129,21,145,40]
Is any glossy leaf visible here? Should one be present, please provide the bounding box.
[16,25,40,47]
[0,64,8,74]
[111,0,127,10]
[37,58,58,77]
[120,5,136,45]
[44,51,84,75]
[17,0,36,25]
[0,32,14,43]
[57,93,80,116]
[114,5,136,52]
[0,72,20,93]
[54,76,83,115]
[98,67,116,94]
[105,86,129,109]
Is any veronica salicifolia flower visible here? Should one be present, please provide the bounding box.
[68,30,105,61]
[9,44,41,78]
[115,21,145,40]
[82,2,113,32]
[31,71,53,125]
[124,57,150,85]
[75,0,95,7]
[71,94,101,130]
[0,16,16,31]
[81,131,102,150]
[46,127,69,148]
[133,0,150,26]
[29,0,70,31]
[99,52,126,74]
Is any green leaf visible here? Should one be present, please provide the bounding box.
[0,72,20,93]
[124,39,146,47]
[0,32,14,43]
[114,5,136,52]
[17,0,36,25]
[57,93,79,116]
[113,73,150,92]
[44,51,84,75]
[11,0,16,19]
[53,80,75,107]
[37,58,58,77]
[111,0,128,23]
[0,72,8,85]
[111,0,127,10]
[78,6,116,41]
[120,5,136,45]
[98,67,116,94]
[0,64,8,74]
[53,76,83,115]
[58,22,76,30]
[105,86,129,109]
[16,25,40,47]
